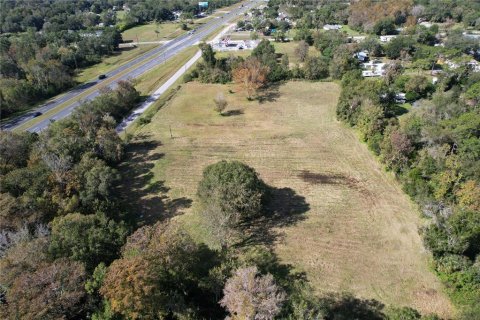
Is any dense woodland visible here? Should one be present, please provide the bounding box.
[1,0,479,319]
[0,0,240,118]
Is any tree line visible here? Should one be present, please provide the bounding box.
[0,80,139,318]
[335,49,480,320]
[0,104,443,318]
[0,0,241,118]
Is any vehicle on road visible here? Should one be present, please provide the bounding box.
[33,111,42,117]
[4,0,259,132]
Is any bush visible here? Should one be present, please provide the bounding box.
[373,18,396,35]
[303,56,329,80]
[385,36,416,59]
[197,160,267,219]
[138,117,151,125]
[213,92,228,115]
[385,306,421,320]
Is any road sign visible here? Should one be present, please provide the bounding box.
[199,2,208,8]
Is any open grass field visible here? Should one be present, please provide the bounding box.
[273,41,321,65]
[120,81,454,317]
[122,22,185,42]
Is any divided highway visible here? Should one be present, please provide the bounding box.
[3,0,259,133]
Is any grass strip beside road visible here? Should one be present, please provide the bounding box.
[134,47,198,95]
[125,49,201,135]
[75,45,156,83]
[1,45,159,124]
[12,3,252,132]
[12,44,180,132]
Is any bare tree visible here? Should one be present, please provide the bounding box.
[220,266,286,320]
[411,5,425,18]
[294,40,309,62]
[384,61,403,85]
[232,58,269,100]
[213,92,228,115]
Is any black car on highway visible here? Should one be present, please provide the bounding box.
[98,74,107,80]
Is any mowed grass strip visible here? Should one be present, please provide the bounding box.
[122,22,185,42]
[134,46,198,95]
[75,45,156,83]
[121,81,454,318]
[3,45,158,123]
[13,44,183,132]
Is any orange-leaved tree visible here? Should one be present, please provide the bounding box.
[232,57,269,100]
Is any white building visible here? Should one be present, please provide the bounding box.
[354,51,369,62]
[395,92,406,104]
[419,21,433,28]
[467,60,480,72]
[463,32,480,40]
[362,61,386,77]
[380,35,397,42]
[349,36,366,43]
[445,59,460,69]
[323,24,342,31]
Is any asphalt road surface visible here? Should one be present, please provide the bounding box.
[2,0,259,133]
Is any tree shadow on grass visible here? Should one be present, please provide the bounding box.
[222,109,244,117]
[257,83,281,104]
[237,186,310,247]
[118,134,192,226]
[322,293,385,320]
[387,104,409,117]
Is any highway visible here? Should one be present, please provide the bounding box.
[2,0,258,133]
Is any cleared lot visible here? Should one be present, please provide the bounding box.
[121,81,453,317]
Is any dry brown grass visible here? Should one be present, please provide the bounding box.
[121,81,454,317]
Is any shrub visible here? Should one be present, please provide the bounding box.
[197,160,267,219]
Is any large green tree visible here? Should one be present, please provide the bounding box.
[49,212,127,272]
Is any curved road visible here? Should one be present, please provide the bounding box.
[3,0,258,132]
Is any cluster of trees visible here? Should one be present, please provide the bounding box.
[0,81,140,318]
[120,0,240,30]
[185,40,282,98]
[336,64,480,316]
[0,0,123,117]
[272,0,480,34]
[348,0,414,33]
[0,0,241,118]
[269,0,349,30]
[84,160,442,319]
[296,30,359,80]
[188,38,355,100]
[412,0,480,28]
[0,0,118,33]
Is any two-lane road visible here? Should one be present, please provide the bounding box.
[3,0,258,132]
